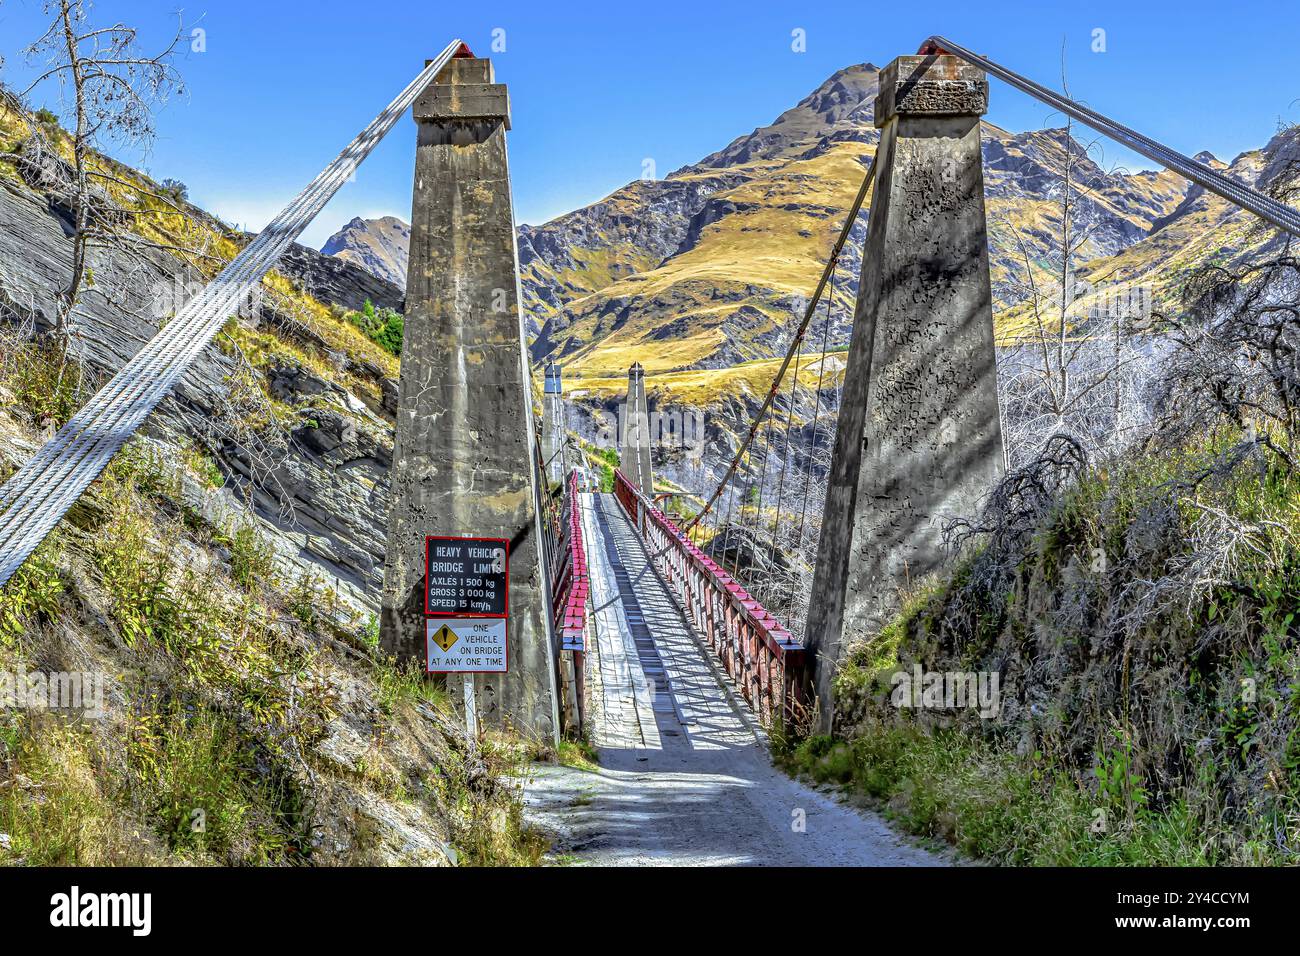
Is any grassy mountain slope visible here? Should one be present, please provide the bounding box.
[520,64,1192,379]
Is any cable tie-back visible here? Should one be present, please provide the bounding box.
[0,39,469,587]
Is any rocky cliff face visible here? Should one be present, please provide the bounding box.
[278,240,404,315]
[0,104,540,866]
[0,163,396,617]
[320,215,411,289]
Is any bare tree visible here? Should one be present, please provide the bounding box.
[1150,255,1300,472]
[993,77,1155,469]
[13,0,187,369]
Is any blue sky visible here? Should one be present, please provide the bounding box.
[2,0,1299,249]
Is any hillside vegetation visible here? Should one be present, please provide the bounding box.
[780,236,1300,865]
[0,351,543,866]
[0,91,545,865]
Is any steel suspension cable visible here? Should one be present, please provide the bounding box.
[793,259,840,558]
[684,151,878,534]
[730,459,755,579]
[8,46,459,504]
[724,461,746,578]
[1,46,465,536]
[766,326,806,579]
[0,39,470,587]
[921,35,1300,238]
[782,262,841,634]
[6,40,467,515]
[744,404,777,588]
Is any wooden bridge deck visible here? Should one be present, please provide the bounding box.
[524,493,944,867]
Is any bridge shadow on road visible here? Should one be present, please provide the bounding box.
[522,493,945,867]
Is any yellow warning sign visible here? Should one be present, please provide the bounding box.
[430,623,459,652]
[425,618,508,674]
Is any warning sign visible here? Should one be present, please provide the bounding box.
[425,536,508,618]
[425,618,508,673]
[429,623,460,652]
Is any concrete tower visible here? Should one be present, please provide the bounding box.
[541,362,565,486]
[381,55,557,739]
[805,55,1005,731]
[620,362,654,494]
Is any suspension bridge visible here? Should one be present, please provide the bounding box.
[1,35,1296,858]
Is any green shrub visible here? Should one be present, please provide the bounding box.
[0,540,63,644]
[127,702,307,863]
[360,613,381,650]
[285,571,325,631]
[343,299,404,356]
[4,341,85,426]
[108,439,176,501]
[159,177,188,203]
[374,654,447,717]
[94,511,182,649]
[226,525,275,590]
[797,435,1300,866]
[183,443,225,489]
[0,717,155,866]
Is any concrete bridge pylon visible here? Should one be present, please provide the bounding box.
[381,55,557,739]
[805,54,1006,733]
[619,362,654,496]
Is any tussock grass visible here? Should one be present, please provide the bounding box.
[126,701,308,864]
[781,728,1234,865]
[0,92,555,867]
[0,716,164,866]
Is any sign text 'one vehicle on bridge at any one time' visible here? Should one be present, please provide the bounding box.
[423,535,509,674]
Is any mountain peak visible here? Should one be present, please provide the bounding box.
[321,216,411,288]
[687,62,880,172]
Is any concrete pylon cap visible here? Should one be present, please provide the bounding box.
[416,56,510,129]
[544,362,562,393]
[874,54,987,126]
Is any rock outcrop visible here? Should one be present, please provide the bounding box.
[277,241,404,315]
[320,215,410,289]
[0,168,395,616]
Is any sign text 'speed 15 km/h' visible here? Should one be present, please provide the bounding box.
[424,536,508,618]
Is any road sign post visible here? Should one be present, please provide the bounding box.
[463,675,478,751]
[422,536,510,746]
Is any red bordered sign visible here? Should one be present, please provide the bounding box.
[424,535,509,618]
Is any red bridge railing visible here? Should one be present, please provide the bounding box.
[613,469,806,727]
[542,470,590,732]
[552,472,590,652]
